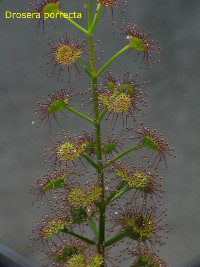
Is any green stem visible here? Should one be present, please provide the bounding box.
[81,153,99,170]
[89,38,96,74]
[91,73,105,259]
[104,181,126,207]
[103,145,139,169]
[91,71,105,261]
[88,216,99,239]
[77,58,93,78]
[109,186,131,203]
[98,108,107,122]
[63,228,95,245]
[88,0,93,29]
[97,45,129,77]
[68,107,94,124]
[104,230,128,248]
[88,14,105,265]
[90,4,103,34]
[59,10,89,35]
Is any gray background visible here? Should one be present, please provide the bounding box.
[1,0,200,266]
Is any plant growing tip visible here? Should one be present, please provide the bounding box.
[98,71,147,124]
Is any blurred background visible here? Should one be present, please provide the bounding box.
[0,0,200,266]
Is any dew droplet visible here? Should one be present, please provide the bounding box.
[32,121,35,125]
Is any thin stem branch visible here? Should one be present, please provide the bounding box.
[109,186,131,203]
[90,4,103,34]
[97,45,129,77]
[81,153,99,170]
[103,145,140,169]
[58,11,89,35]
[104,231,128,248]
[77,58,93,78]
[63,228,95,245]
[88,216,99,239]
[104,181,126,207]
[68,107,94,124]
[88,0,93,29]
[98,108,107,122]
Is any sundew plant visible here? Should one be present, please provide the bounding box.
[30,1,175,266]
